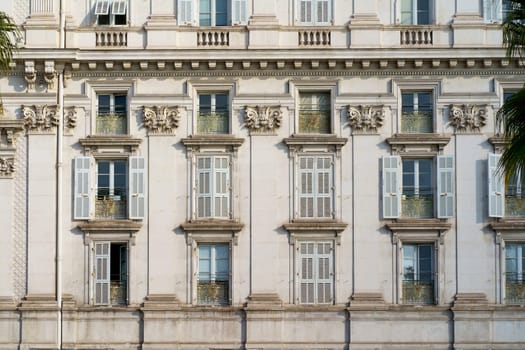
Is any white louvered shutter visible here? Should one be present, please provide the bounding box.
[94,242,110,305]
[382,156,401,219]
[178,0,194,24]
[95,0,110,15]
[74,157,91,220]
[214,156,230,218]
[299,242,315,304]
[129,156,145,219]
[299,157,315,217]
[232,0,248,24]
[316,157,333,218]
[316,241,333,304]
[437,155,454,218]
[300,0,313,23]
[112,0,127,15]
[316,0,330,24]
[197,157,212,218]
[489,153,504,217]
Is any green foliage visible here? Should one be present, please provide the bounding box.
[0,11,19,72]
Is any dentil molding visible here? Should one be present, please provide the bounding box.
[347,105,385,134]
[244,105,282,134]
[449,104,487,133]
[143,106,181,134]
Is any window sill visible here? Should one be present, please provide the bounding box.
[491,218,525,231]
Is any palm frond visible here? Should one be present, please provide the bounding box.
[0,11,20,72]
[503,0,525,57]
[497,86,525,182]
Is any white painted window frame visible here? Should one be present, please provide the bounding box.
[396,0,434,25]
[297,0,333,25]
[177,0,248,26]
[495,233,525,304]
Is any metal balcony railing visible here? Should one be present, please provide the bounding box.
[402,193,434,218]
[402,280,434,304]
[506,273,525,304]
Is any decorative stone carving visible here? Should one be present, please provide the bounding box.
[44,61,56,90]
[0,157,15,177]
[24,61,37,91]
[0,119,25,147]
[22,105,59,132]
[64,106,77,130]
[244,106,282,134]
[143,106,180,134]
[347,105,384,133]
[449,104,487,133]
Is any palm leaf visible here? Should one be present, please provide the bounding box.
[0,11,19,72]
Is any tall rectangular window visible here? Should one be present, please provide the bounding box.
[298,241,334,304]
[400,0,431,25]
[197,244,230,305]
[95,0,127,25]
[402,243,434,304]
[401,91,433,133]
[199,0,228,26]
[298,156,333,218]
[96,93,127,135]
[488,153,525,218]
[299,0,331,25]
[96,160,127,219]
[402,159,433,218]
[94,241,128,305]
[196,156,230,219]
[506,243,525,304]
[298,92,331,134]
[197,93,229,134]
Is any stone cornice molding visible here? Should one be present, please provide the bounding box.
[142,105,180,134]
[181,220,244,246]
[449,104,487,133]
[244,105,282,134]
[0,118,25,147]
[347,105,384,134]
[283,221,348,245]
[0,157,15,178]
[386,134,451,154]
[386,219,452,245]
[78,135,142,155]
[22,104,59,133]
[181,135,245,152]
[488,135,507,153]
[283,134,348,158]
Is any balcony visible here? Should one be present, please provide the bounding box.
[96,113,127,135]
[506,194,525,217]
[110,280,127,305]
[197,30,230,46]
[402,194,433,218]
[197,280,229,305]
[402,280,434,304]
[506,274,525,304]
[197,112,229,134]
[96,30,128,47]
[401,111,433,133]
[298,30,331,46]
[399,26,433,46]
[95,197,127,220]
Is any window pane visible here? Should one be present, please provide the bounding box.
[199,0,212,25]
[98,95,111,114]
[417,0,430,24]
[299,92,331,133]
[114,95,127,115]
[215,0,228,25]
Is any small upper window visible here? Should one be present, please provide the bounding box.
[95,0,127,26]
[299,92,331,134]
[96,93,127,135]
[401,91,433,133]
[298,0,332,25]
[197,93,229,134]
[400,0,432,25]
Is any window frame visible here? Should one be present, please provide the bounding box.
[297,0,333,25]
[398,0,433,25]
[488,153,525,218]
[178,0,248,26]
[296,154,335,219]
[483,0,513,23]
[400,91,434,134]
[87,81,133,136]
[92,240,129,306]
[194,154,232,219]
[94,0,128,26]
[197,92,231,135]
[196,243,231,305]
[401,243,435,305]
[291,81,338,135]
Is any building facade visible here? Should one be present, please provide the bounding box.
[0,0,524,349]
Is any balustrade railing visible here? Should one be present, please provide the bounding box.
[298,30,331,46]
[96,31,128,47]
[197,31,230,46]
[400,28,433,45]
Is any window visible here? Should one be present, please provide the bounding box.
[298,156,333,219]
[74,156,145,220]
[178,0,248,26]
[195,156,230,219]
[298,0,332,25]
[93,241,128,305]
[505,243,525,304]
[298,92,331,134]
[197,93,229,134]
[401,91,433,133]
[382,155,454,219]
[489,153,525,218]
[402,243,434,304]
[298,241,334,304]
[95,0,127,26]
[484,0,513,22]
[400,0,432,25]
[197,243,230,305]
[96,93,127,135]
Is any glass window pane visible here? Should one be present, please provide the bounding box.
[98,95,111,114]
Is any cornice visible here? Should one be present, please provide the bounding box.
[78,135,143,148]
[181,135,245,148]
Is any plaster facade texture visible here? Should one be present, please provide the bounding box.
[0,0,524,349]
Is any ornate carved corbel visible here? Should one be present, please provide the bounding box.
[449,104,487,133]
[244,106,282,134]
[0,157,15,177]
[22,105,59,132]
[24,61,37,92]
[44,61,56,90]
[142,106,181,134]
[347,105,385,133]
[64,106,78,130]
[0,119,25,147]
